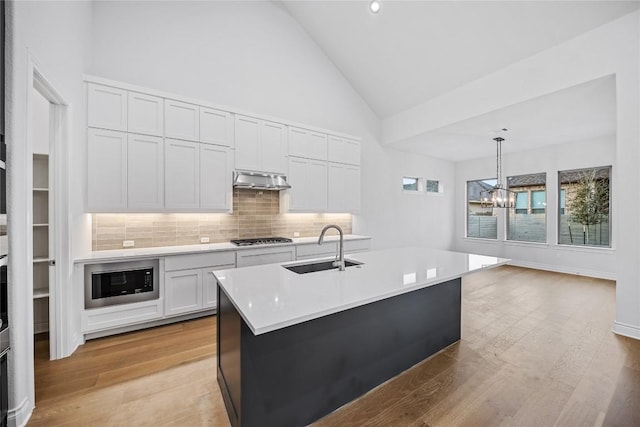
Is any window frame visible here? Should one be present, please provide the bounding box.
[506,172,547,244]
[557,166,611,248]
[466,177,498,240]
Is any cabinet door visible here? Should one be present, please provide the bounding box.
[328,162,348,212]
[287,157,309,211]
[328,136,361,165]
[200,107,232,147]
[344,165,361,212]
[308,131,328,161]
[87,84,127,131]
[234,115,260,171]
[165,270,202,317]
[127,134,164,210]
[260,121,286,174]
[165,139,200,210]
[200,144,231,211]
[203,269,218,309]
[308,159,328,212]
[87,128,127,211]
[289,127,327,161]
[165,100,199,141]
[288,127,308,159]
[128,92,163,136]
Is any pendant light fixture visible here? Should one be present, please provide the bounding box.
[480,133,516,209]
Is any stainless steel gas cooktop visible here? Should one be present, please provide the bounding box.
[230,237,293,246]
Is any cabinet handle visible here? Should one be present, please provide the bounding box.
[49,260,56,266]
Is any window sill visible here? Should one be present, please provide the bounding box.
[504,240,549,248]
[463,237,500,244]
[554,244,615,254]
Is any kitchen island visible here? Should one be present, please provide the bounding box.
[214,247,509,427]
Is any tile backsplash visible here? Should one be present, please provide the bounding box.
[92,189,352,251]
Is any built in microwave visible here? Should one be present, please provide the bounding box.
[84,259,159,309]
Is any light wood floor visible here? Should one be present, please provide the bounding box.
[28,266,640,426]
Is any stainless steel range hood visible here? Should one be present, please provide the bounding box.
[233,171,291,191]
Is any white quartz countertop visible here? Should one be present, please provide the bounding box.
[74,234,371,263]
[214,246,510,335]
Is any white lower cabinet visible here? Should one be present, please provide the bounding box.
[164,251,236,317]
[296,238,371,260]
[236,246,295,268]
[165,269,203,317]
[82,299,164,333]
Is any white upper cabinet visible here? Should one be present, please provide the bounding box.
[200,107,233,147]
[128,92,163,136]
[235,115,286,174]
[165,100,200,141]
[328,162,361,213]
[87,84,127,131]
[260,121,287,174]
[87,128,128,211]
[328,136,361,165]
[165,139,200,210]
[127,134,164,210]
[286,157,327,212]
[200,144,232,211]
[288,127,327,160]
[234,115,260,171]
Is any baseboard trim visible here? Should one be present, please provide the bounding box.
[507,260,615,281]
[8,397,32,427]
[612,321,640,340]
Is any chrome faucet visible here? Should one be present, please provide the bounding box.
[318,224,345,271]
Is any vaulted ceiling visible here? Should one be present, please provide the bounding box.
[281,1,637,161]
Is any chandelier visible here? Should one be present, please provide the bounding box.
[480,136,516,209]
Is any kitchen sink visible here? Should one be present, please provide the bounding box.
[283,259,363,274]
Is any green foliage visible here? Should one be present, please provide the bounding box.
[570,170,610,229]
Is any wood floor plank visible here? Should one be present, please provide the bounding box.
[28,266,640,427]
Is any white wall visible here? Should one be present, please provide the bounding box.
[6,1,92,425]
[89,1,456,251]
[384,11,640,339]
[455,137,616,279]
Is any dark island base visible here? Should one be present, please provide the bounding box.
[217,278,461,427]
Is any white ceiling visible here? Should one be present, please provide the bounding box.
[281,1,638,120]
[390,74,616,162]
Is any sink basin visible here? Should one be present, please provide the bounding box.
[283,259,363,274]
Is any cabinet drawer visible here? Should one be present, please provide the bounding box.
[236,246,295,268]
[165,251,236,271]
[344,239,371,253]
[82,299,163,333]
[296,242,337,259]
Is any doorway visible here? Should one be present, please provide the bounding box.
[27,64,70,361]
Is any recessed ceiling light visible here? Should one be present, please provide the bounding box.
[369,0,381,14]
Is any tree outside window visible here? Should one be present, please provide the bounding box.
[558,166,611,247]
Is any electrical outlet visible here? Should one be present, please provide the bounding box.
[293,232,300,237]
[200,237,210,244]
[123,240,135,248]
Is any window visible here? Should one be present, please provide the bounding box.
[558,166,610,247]
[515,192,528,214]
[531,190,546,214]
[466,179,497,239]
[403,177,419,191]
[507,173,546,243]
[426,180,440,193]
